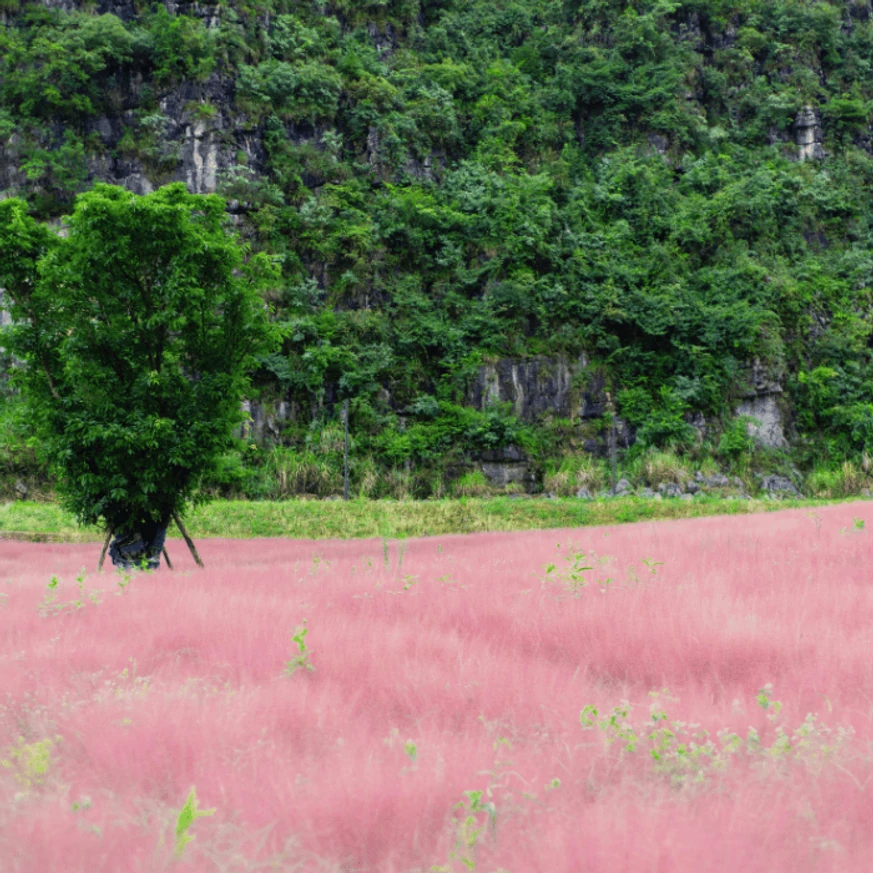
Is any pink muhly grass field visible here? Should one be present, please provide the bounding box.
[2,502,873,872]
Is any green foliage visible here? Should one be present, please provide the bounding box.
[173,786,216,859]
[717,416,759,461]
[238,59,342,120]
[0,12,133,122]
[1,734,62,791]
[140,6,216,88]
[1,0,873,488]
[578,687,857,788]
[284,619,315,675]
[0,185,280,535]
[623,386,696,450]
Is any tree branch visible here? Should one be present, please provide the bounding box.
[173,511,205,568]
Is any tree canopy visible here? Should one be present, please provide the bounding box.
[0,183,280,533]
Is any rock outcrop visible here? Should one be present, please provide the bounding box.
[467,354,591,422]
[793,106,825,162]
[734,359,788,449]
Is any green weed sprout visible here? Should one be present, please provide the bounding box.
[1,735,62,790]
[576,685,853,788]
[37,571,104,615]
[544,543,618,596]
[37,575,61,617]
[174,786,216,859]
[284,620,315,675]
[840,517,866,535]
[431,789,497,871]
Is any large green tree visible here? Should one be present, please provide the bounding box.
[0,183,280,566]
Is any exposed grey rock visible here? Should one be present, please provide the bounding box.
[736,394,787,449]
[705,474,731,487]
[481,445,526,463]
[685,481,700,494]
[576,488,593,500]
[598,489,632,499]
[793,106,825,162]
[467,354,589,422]
[658,482,685,498]
[121,173,155,196]
[183,120,219,194]
[647,132,669,156]
[240,398,295,443]
[615,478,633,494]
[14,480,27,496]
[685,411,708,442]
[680,493,694,501]
[861,489,872,498]
[759,475,802,499]
[638,487,656,498]
[733,359,788,449]
[543,491,558,499]
[480,461,534,490]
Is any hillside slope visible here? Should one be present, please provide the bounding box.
[1,0,873,497]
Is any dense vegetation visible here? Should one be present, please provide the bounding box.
[2,0,873,499]
[0,185,278,533]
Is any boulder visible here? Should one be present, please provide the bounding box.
[704,474,731,488]
[658,482,685,499]
[576,488,593,500]
[759,475,802,499]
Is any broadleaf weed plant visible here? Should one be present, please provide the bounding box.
[284,620,315,675]
[431,789,498,872]
[167,786,216,860]
[542,542,618,597]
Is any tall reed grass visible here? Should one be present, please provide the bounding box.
[2,504,872,870]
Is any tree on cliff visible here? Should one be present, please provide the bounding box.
[0,183,280,569]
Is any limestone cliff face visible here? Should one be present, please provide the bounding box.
[464,353,788,453]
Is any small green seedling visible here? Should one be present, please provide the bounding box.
[116,567,133,593]
[37,575,61,616]
[173,786,216,859]
[284,620,315,675]
[642,558,664,576]
[431,789,497,871]
[757,683,783,720]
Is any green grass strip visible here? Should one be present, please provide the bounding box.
[0,495,866,543]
